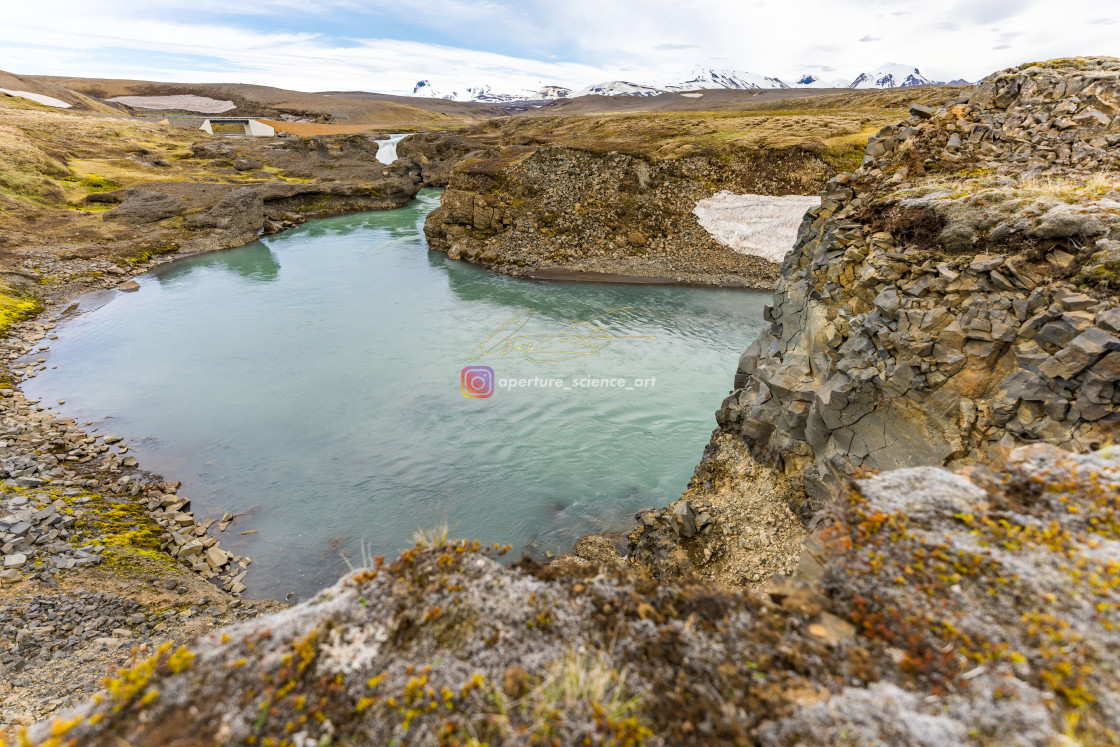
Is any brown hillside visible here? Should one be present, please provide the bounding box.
[31,76,495,127]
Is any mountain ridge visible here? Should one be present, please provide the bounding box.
[411,62,957,103]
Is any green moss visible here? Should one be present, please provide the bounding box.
[1080,261,1119,290]
[78,173,120,193]
[0,292,43,336]
[68,490,175,571]
[428,604,478,651]
[125,243,180,266]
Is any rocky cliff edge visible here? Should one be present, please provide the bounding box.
[630,59,1120,589]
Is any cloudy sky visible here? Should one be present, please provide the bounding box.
[1,1,1116,94]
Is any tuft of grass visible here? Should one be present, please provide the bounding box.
[540,650,642,719]
[893,171,1120,204]
[341,537,382,573]
[489,649,650,744]
[1017,172,1120,199]
[413,522,451,549]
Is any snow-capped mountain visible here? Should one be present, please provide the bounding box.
[535,85,572,100]
[848,63,937,89]
[410,61,948,103]
[459,85,527,104]
[411,81,506,102]
[411,80,444,98]
[662,67,789,91]
[412,80,572,103]
[576,81,668,97]
[794,74,852,88]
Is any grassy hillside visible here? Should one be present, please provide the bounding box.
[31,76,492,127]
[0,98,239,245]
[0,70,123,114]
[455,86,965,169]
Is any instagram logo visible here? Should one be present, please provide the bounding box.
[461,366,495,398]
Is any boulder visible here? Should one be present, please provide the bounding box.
[103,189,186,224]
[908,103,935,119]
[233,157,263,172]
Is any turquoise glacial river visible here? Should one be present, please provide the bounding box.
[25,189,770,599]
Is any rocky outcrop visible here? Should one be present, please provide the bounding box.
[395,131,486,187]
[424,145,835,287]
[29,446,1120,745]
[103,190,187,224]
[49,135,427,263]
[191,133,396,182]
[630,61,1120,585]
[729,60,1119,504]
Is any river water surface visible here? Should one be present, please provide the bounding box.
[26,190,770,599]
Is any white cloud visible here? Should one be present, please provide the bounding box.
[0,0,1116,93]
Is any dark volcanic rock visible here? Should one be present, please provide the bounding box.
[667,57,1120,526]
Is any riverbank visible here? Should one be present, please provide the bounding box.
[0,223,303,730]
[0,336,286,729]
[0,99,439,728]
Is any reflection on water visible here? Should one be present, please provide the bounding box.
[155,242,282,283]
[25,189,770,600]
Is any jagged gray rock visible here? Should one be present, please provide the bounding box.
[708,59,1120,508]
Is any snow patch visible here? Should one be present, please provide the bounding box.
[693,192,820,264]
[108,95,237,113]
[679,93,704,99]
[0,88,72,109]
